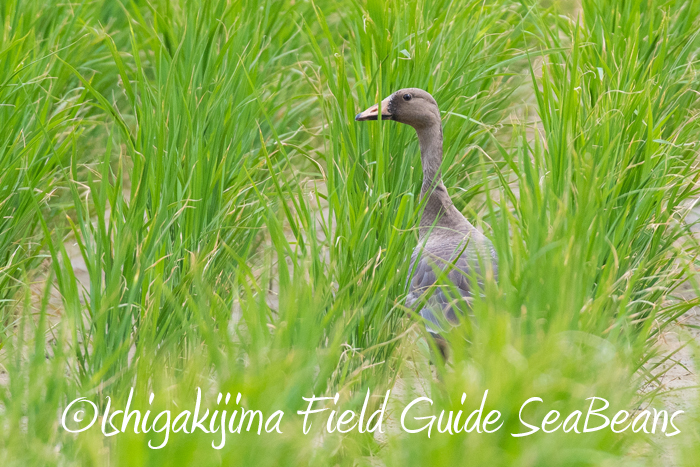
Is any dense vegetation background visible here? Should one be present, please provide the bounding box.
[1,0,700,465]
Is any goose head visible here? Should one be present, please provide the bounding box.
[355,88,440,129]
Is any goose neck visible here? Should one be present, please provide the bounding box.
[416,123,444,197]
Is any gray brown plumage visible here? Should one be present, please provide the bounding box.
[356,88,497,346]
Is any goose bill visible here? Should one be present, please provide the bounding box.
[355,97,392,121]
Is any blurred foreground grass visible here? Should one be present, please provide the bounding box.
[1,0,700,465]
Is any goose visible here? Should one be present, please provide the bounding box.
[355,88,498,357]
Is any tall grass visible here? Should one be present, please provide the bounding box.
[49,0,315,387]
[490,0,700,348]
[1,0,699,465]
[0,0,87,325]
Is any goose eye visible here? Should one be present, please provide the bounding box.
[403,93,412,101]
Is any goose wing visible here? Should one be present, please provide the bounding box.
[406,232,496,334]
